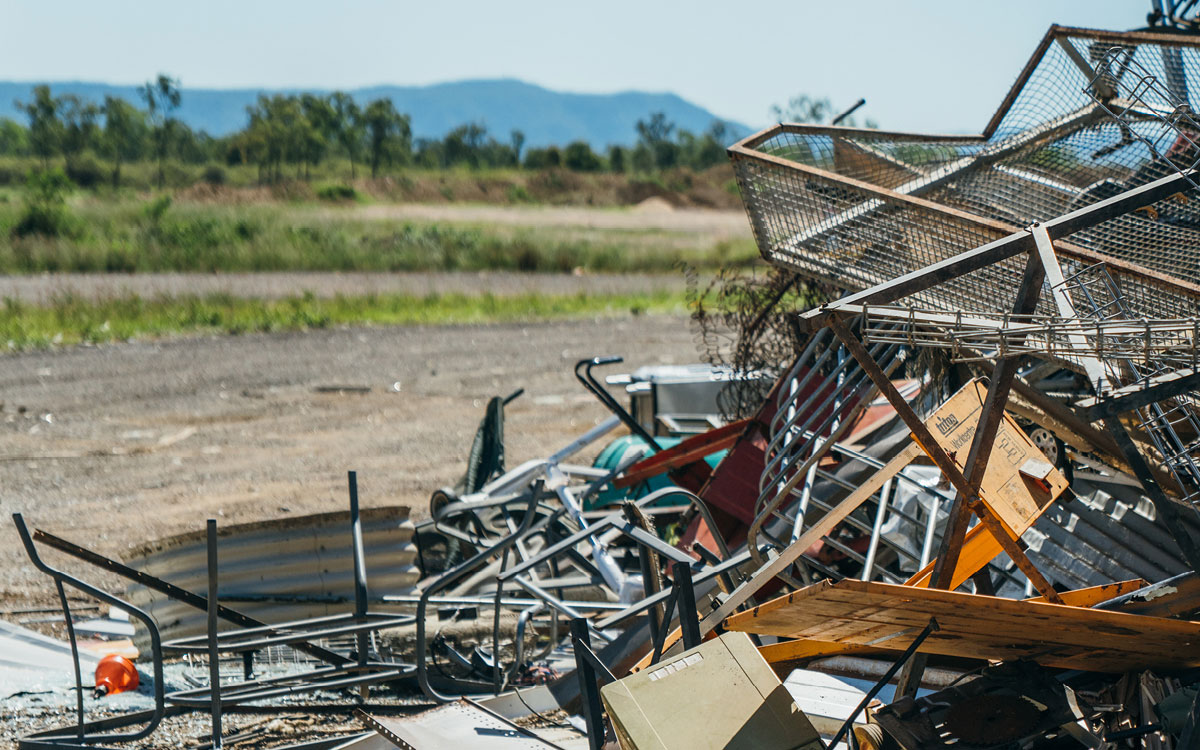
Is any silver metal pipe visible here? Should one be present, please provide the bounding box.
[513,577,615,643]
[862,478,892,581]
[381,593,625,612]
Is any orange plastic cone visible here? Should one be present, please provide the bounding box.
[93,654,139,698]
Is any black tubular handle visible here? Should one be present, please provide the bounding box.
[574,356,662,451]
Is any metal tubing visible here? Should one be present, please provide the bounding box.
[167,664,415,706]
[12,513,166,746]
[827,618,940,750]
[508,603,545,689]
[382,593,624,612]
[576,356,662,451]
[164,612,414,653]
[348,471,370,680]
[207,519,223,750]
[570,618,607,750]
[54,580,84,741]
[512,577,615,643]
[596,549,751,631]
[416,485,543,703]
[671,562,701,650]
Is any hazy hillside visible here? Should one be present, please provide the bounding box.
[0,78,750,147]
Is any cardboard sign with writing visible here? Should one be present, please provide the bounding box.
[919,379,1068,538]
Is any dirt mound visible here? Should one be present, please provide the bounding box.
[632,196,676,213]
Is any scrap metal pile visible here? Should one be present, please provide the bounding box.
[17,19,1200,750]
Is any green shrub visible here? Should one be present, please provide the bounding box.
[506,184,532,203]
[202,165,227,185]
[563,141,602,172]
[66,157,106,189]
[11,168,74,238]
[143,194,172,223]
[523,147,560,169]
[316,183,358,201]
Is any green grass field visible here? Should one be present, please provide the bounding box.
[0,289,691,350]
[0,193,756,275]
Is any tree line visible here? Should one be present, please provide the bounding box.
[0,75,737,188]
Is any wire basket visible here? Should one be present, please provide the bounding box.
[729,26,1200,319]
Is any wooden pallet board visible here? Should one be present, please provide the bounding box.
[723,579,1200,673]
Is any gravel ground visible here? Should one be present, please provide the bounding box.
[0,313,705,746]
[0,314,702,606]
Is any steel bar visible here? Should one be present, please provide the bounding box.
[348,471,370,697]
[571,618,607,750]
[206,519,223,750]
[54,579,84,742]
[164,613,414,653]
[167,663,415,706]
[827,618,940,750]
[672,562,701,651]
[510,577,614,643]
[1082,369,1200,420]
[595,549,752,631]
[383,593,624,612]
[861,479,892,581]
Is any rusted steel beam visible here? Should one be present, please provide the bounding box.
[930,248,1047,591]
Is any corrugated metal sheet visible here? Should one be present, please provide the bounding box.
[124,506,418,644]
[1019,475,1198,593]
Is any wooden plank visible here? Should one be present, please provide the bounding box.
[1026,579,1149,607]
[612,420,747,489]
[758,639,890,666]
[905,524,998,590]
[723,579,1200,673]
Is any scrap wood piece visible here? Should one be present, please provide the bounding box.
[358,699,568,749]
[1024,578,1149,607]
[613,418,748,489]
[723,578,1200,673]
[757,638,894,676]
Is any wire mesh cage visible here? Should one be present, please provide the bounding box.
[729,26,1200,319]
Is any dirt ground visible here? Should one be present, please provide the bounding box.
[0,270,690,305]
[0,313,702,608]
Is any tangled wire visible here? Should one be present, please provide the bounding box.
[687,264,832,420]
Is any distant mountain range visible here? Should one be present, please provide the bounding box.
[0,78,751,148]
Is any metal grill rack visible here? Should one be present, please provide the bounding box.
[729,26,1200,321]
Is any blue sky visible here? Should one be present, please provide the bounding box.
[1,1,1147,133]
